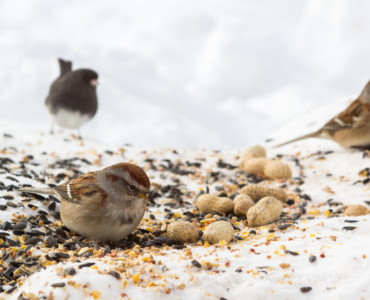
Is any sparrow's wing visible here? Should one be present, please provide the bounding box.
[321,99,365,132]
[54,172,105,205]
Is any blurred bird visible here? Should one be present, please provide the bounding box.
[45,58,99,139]
[275,81,370,150]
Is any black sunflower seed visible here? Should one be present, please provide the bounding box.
[109,270,120,279]
[191,260,202,268]
[0,205,7,211]
[7,239,20,246]
[300,287,312,293]
[6,202,17,208]
[0,195,14,200]
[25,237,43,245]
[2,221,11,230]
[52,253,69,260]
[26,230,45,236]
[48,201,56,210]
[79,262,95,269]
[80,251,93,258]
[45,236,58,247]
[284,250,299,256]
[51,282,65,288]
[235,268,242,273]
[6,176,19,183]
[12,229,24,236]
[309,256,317,263]
[64,267,76,276]
[55,228,68,239]
[103,245,111,255]
[277,224,293,230]
[344,220,359,223]
[342,226,357,231]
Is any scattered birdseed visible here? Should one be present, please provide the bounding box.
[309,256,317,263]
[191,260,202,268]
[300,287,312,293]
[51,283,66,288]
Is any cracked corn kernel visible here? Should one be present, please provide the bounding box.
[323,210,331,217]
[122,280,127,289]
[132,273,140,283]
[142,256,150,262]
[280,245,286,250]
[92,290,101,299]
[203,241,210,248]
[148,282,155,287]
[279,263,290,269]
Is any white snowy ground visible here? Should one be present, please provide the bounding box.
[0,101,370,300]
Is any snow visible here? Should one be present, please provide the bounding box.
[1,98,370,299]
[1,1,370,299]
[2,1,370,149]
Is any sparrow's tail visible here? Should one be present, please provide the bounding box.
[58,58,72,76]
[17,188,54,195]
[273,131,322,148]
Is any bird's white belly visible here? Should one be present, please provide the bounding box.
[51,109,92,129]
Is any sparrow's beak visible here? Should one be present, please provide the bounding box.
[139,192,154,203]
[90,79,98,86]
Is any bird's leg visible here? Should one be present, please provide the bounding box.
[350,145,370,151]
[50,122,54,134]
[77,129,83,140]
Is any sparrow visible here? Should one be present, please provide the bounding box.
[45,58,99,139]
[18,163,151,242]
[275,81,370,150]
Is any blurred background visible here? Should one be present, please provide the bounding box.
[1,0,370,150]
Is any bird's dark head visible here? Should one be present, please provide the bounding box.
[74,69,99,87]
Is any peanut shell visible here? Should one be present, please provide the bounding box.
[247,196,283,227]
[241,158,271,175]
[240,184,288,203]
[239,145,266,169]
[233,194,255,216]
[342,205,368,217]
[264,160,292,179]
[167,221,199,244]
[196,194,234,214]
[202,221,235,244]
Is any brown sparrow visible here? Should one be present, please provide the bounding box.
[275,81,370,149]
[18,162,151,242]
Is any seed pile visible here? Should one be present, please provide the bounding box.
[0,129,370,299]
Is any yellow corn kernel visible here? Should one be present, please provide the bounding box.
[218,240,228,247]
[203,241,210,248]
[310,234,315,237]
[323,210,331,217]
[148,281,155,287]
[122,280,127,289]
[173,212,182,218]
[142,256,150,262]
[132,273,140,283]
[91,290,101,299]
[92,266,99,270]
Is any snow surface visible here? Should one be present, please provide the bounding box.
[0,100,370,299]
[2,1,370,149]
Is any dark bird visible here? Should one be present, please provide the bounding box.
[275,81,370,150]
[45,58,99,139]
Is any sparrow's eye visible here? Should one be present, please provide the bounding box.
[128,184,136,191]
